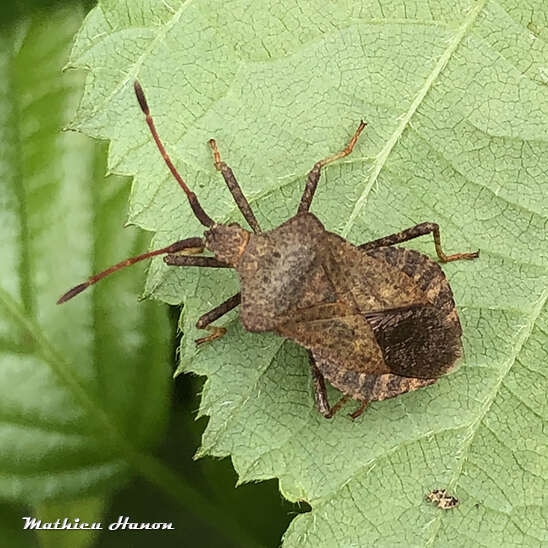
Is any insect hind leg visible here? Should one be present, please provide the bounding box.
[359,222,479,263]
[309,361,373,421]
[309,353,352,418]
[314,356,437,413]
[309,354,332,417]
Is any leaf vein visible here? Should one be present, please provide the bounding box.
[341,0,489,238]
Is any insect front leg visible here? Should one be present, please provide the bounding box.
[195,293,241,345]
[208,139,261,233]
[162,252,239,344]
[359,222,479,262]
[164,255,230,268]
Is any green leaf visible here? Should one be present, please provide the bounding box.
[0,6,171,504]
[0,502,39,548]
[70,1,547,546]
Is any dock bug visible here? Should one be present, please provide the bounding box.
[58,81,479,419]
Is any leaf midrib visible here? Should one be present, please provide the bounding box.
[3,34,33,318]
[0,286,130,445]
[0,285,175,492]
[342,0,488,238]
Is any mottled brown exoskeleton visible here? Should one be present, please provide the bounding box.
[58,81,479,419]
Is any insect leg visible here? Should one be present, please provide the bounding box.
[349,401,367,420]
[164,255,230,268]
[308,353,352,419]
[208,139,261,233]
[328,395,352,418]
[309,353,331,417]
[298,121,367,214]
[359,222,479,262]
[195,292,241,345]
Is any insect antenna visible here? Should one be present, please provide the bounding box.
[133,80,214,228]
[57,237,204,304]
[57,82,220,305]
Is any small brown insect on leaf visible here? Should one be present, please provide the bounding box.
[425,489,459,510]
[58,80,480,420]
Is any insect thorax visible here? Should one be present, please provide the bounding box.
[237,213,330,332]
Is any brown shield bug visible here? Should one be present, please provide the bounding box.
[58,81,479,419]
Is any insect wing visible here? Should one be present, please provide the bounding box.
[277,312,388,375]
[365,304,462,378]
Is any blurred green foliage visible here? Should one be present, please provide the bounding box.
[3,0,96,28]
